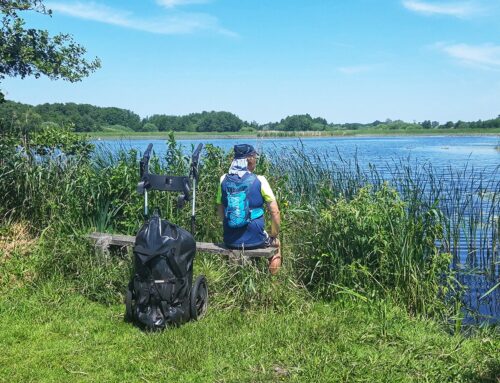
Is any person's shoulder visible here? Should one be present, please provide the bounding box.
[256,175,276,202]
[219,174,227,183]
[256,175,270,184]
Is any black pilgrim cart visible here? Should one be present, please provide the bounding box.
[125,143,208,330]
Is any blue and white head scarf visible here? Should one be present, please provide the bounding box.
[228,158,249,178]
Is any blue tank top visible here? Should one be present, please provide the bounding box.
[221,173,266,248]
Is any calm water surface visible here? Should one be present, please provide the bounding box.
[96,135,500,323]
[98,135,499,170]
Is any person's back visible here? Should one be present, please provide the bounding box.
[216,144,281,273]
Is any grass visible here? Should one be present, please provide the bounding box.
[82,128,500,140]
[86,130,259,140]
[0,284,499,383]
[1,222,498,382]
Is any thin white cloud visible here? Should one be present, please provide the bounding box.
[46,1,235,36]
[436,42,500,69]
[402,0,483,17]
[338,65,372,75]
[157,0,211,8]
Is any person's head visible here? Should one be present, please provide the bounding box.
[233,144,258,172]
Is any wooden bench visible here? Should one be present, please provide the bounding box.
[88,232,278,261]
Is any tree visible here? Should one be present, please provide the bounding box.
[443,121,454,129]
[0,0,101,101]
[278,114,315,131]
[140,122,158,132]
[421,120,432,129]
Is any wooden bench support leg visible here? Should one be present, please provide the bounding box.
[226,251,258,267]
[94,234,112,260]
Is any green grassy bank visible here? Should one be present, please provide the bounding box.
[1,281,499,382]
[1,286,499,382]
[86,130,257,140]
[1,223,499,382]
[84,128,500,140]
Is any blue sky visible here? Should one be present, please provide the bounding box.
[3,0,500,123]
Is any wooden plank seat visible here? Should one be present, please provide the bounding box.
[88,232,278,259]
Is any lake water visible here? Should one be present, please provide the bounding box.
[96,135,500,323]
[97,135,500,171]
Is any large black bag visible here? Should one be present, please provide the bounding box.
[128,213,196,330]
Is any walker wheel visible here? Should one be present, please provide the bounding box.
[190,275,208,320]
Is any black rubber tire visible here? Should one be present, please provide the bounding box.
[124,284,134,323]
[190,275,208,321]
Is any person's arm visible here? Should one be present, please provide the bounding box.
[267,200,280,238]
[258,175,280,238]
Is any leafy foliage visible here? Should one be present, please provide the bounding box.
[291,184,452,314]
[29,123,94,155]
[0,0,101,100]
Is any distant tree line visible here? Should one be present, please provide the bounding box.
[0,101,141,132]
[1,101,499,133]
[145,111,244,132]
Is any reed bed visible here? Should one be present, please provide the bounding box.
[270,146,500,273]
[270,146,499,321]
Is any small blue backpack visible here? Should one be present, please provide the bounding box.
[223,173,263,228]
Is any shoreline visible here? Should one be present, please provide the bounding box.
[85,128,500,141]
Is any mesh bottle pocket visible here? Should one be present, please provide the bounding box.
[227,191,250,228]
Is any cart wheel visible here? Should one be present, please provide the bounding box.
[190,275,208,321]
[124,283,134,322]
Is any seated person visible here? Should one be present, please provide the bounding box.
[216,144,281,274]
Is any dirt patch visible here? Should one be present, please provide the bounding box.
[0,222,37,288]
[0,222,36,262]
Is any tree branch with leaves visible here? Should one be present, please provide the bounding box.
[0,0,101,101]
